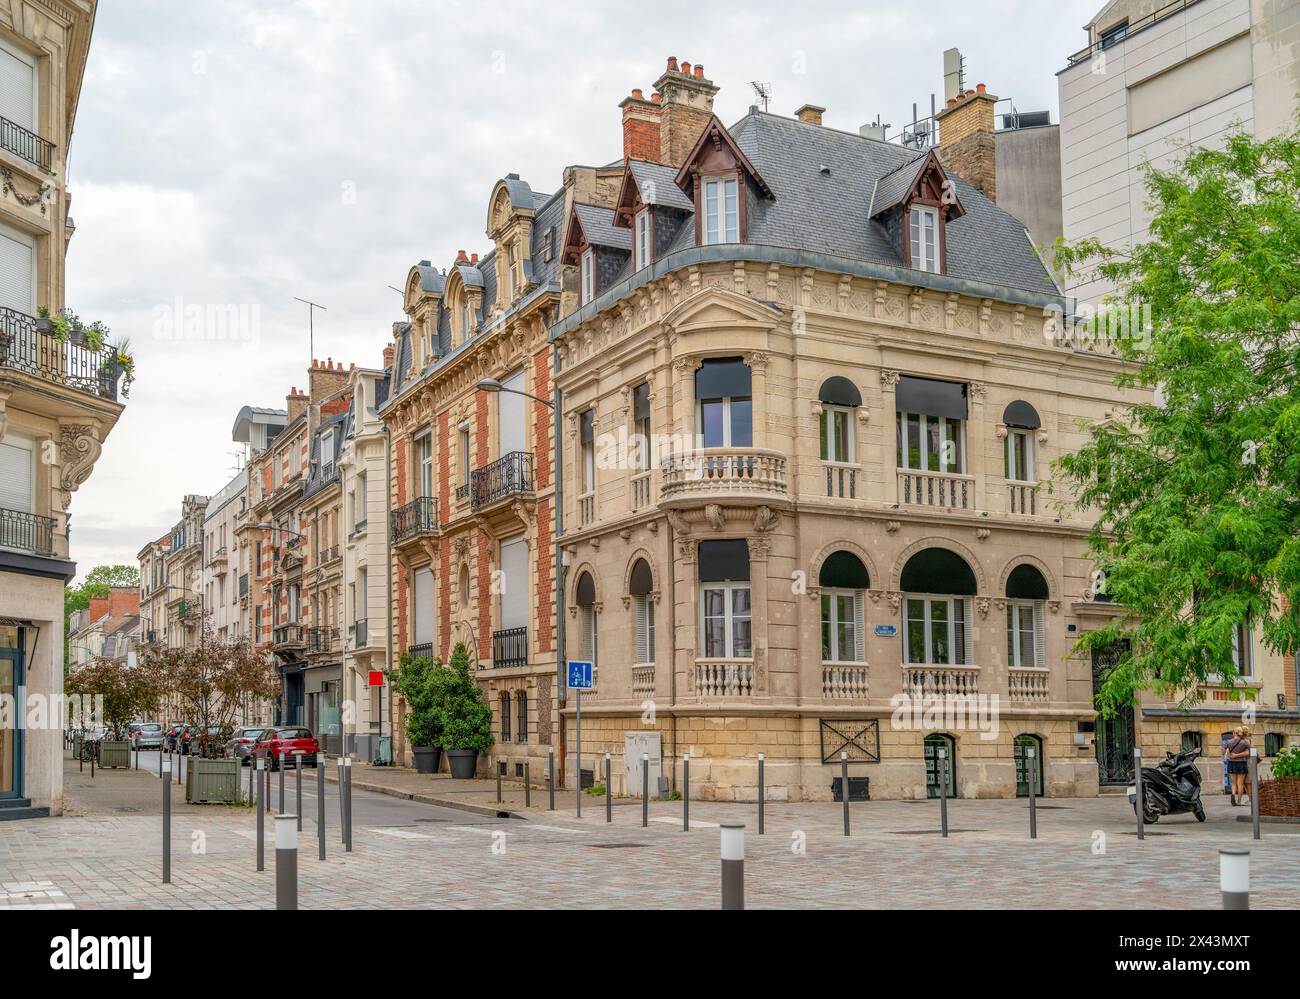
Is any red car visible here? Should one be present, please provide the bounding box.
[253,727,321,770]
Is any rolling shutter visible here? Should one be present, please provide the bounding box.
[0,225,34,315]
[499,371,526,455]
[0,435,32,513]
[413,568,433,646]
[0,43,35,132]
[499,535,528,630]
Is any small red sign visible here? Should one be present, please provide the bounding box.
[368,671,385,687]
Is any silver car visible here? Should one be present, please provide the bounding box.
[131,722,165,750]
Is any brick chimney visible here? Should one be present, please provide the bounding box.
[382,342,395,368]
[652,56,720,167]
[107,586,140,619]
[619,87,662,163]
[308,358,349,403]
[935,83,998,201]
[286,386,308,423]
[88,595,109,623]
[794,104,825,126]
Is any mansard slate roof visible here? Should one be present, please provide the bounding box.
[627,159,694,211]
[572,202,631,250]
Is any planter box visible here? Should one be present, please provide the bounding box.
[98,741,132,769]
[186,757,243,804]
[1259,776,1300,817]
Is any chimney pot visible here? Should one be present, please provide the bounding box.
[631,88,644,100]
[470,252,479,264]
[666,56,678,71]
[694,64,704,78]
[976,83,986,93]
[651,91,661,103]
[455,249,468,264]
[681,61,691,75]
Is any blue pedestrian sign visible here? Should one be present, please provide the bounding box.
[568,660,593,690]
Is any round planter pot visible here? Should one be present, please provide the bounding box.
[446,749,479,779]
[412,745,442,775]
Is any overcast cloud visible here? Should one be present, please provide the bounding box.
[65,0,1098,578]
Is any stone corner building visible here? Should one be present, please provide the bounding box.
[0,0,120,818]
[381,55,1295,800]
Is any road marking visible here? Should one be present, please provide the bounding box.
[520,824,586,834]
[447,825,510,836]
[649,816,718,828]
[367,827,434,840]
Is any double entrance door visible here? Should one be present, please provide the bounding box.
[1,626,23,799]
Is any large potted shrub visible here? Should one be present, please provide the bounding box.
[440,643,493,779]
[387,651,445,774]
[1260,745,1300,817]
[65,654,165,769]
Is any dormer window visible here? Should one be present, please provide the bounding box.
[909,206,939,272]
[461,298,472,340]
[703,177,739,244]
[580,249,595,305]
[507,241,518,298]
[634,210,650,271]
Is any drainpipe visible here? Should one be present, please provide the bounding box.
[384,422,395,765]
[552,345,566,787]
[667,518,677,793]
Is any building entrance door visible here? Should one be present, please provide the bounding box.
[0,625,24,799]
[1092,642,1134,785]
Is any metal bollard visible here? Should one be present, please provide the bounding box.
[255,757,265,872]
[294,753,304,832]
[338,757,346,839]
[758,752,765,835]
[605,753,612,823]
[161,761,172,884]
[1219,848,1250,910]
[547,747,555,811]
[938,747,949,838]
[265,756,272,812]
[840,751,850,837]
[278,754,285,812]
[496,760,503,804]
[275,815,298,910]
[720,823,745,910]
[247,759,254,803]
[642,753,649,828]
[135,744,139,770]
[1249,748,1260,840]
[90,743,95,778]
[525,762,531,809]
[344,756,353,853]
[1134,747,1144,841]
[683,753,690,832]
[1026,746,1037,839]
[317,753,326,861]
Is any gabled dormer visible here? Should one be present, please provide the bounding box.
[613,159,695,272]
[487,174,538,309]
[869,148,966,276]
[674,114,773,246]
[563,202,631,307]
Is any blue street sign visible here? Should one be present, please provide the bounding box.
[874,624,898,638]
[568,660,593,690]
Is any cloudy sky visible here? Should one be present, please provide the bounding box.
[66,0,1099,578]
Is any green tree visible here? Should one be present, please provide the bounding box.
[1053,123,1300,714]
[439,643,493,753]
[63,564,141,673]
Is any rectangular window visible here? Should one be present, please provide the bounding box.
[701,583,752,658]
[1005,429,1032,481]
[819,407,853,463]
[0,38,37,132]
[635,210,651,271]
[1006,600,1043,668]
[821,590,865,662]
[462,299,472,340]
[909,205,939,272]
[632,382,651,471]
[896,412,964,473]
[580,249,595,305]
[0,433,34,516]
[1232,622,1253,678]
[580,409,595,493]
[507,242,518,298]
[415,431,433,498]
[698,397,753,448]
[459,427,471,489]
[904,595,970,665]
[704,178,739,244]
[635,594,655,663]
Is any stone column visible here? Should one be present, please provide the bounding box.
[879,370,900,505]
[745,351,769,450]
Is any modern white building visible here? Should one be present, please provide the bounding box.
[1058,0,1300,308]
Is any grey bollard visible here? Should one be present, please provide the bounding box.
[275,815,298,910]
[161,761,172,884]
[294,752,304,832]
[548,747,555,811]
[317,752,326,861]
[1134,747,1144,841]
[1249,748,1260,840]
[605,753,612,823]
[720,823,745,910]
[841,751,850,837]
[255,757,265,872]
[683,753,690,832]
[1219,848,1250,909]
[496,760,503,804]
[344,756,353,853]
[938,747,949,837]
[338,757,346,839]
[1026,746,1037,839]
[525,762,531,808]
[642,754,649,828]
[758,752,765,835]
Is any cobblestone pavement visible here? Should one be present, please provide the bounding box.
[2,759,1295,909]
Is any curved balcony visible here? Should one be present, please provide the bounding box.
[659,448,789,508]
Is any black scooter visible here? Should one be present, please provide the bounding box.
[1128,747,1206,823]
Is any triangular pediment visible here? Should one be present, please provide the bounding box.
[661,286,782,335]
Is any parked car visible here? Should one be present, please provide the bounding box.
[225,727,266,764]
[131,723,165,750]
[253,727,320,770]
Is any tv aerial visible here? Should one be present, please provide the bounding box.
[750,81,772,112]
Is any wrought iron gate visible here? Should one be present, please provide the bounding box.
[1092,643,1134,785]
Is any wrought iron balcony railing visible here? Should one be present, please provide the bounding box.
[0,507,54,556]
[0,115,54,172]
[406,642,434,661]
[306,627,338,654]
[0,307,121,401]
[391,496,438,543]
[491,627,527,668]
[471,451,534,511]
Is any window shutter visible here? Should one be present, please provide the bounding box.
[0,225,34,314]
[0,45,35,131]
[853,591,866,662]
[963,598,973,665]
[635,596,649,663]
[0,435,32,513]
[581,607,595,661]
[1033,601,1045,668]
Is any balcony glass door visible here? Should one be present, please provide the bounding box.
[0,626,23,799]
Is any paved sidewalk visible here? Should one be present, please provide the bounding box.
[0,753,1295,909]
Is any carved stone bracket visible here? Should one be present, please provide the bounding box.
[976,597,990,618]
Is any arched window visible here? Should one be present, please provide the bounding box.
[901,549,975,665]
[516,690,527,744]
[499,691,511,743]
[1006,563,1048,669]
[819,551,869,663]
[818,377,861,464]
[1014,733,1044,797]
[630,558,655,664]
[924,733,956,798]
[576,571,597,676]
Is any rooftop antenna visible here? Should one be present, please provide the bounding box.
[293,296,327,364]
[943,47,966,102]
[387,285,404,296]
[750,81,772,112]
[227,447,246,477]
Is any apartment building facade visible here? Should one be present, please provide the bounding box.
[201,471,244,644]
[0,0,122,816]
[68,585,139,667]
[1059,0,1300,308]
